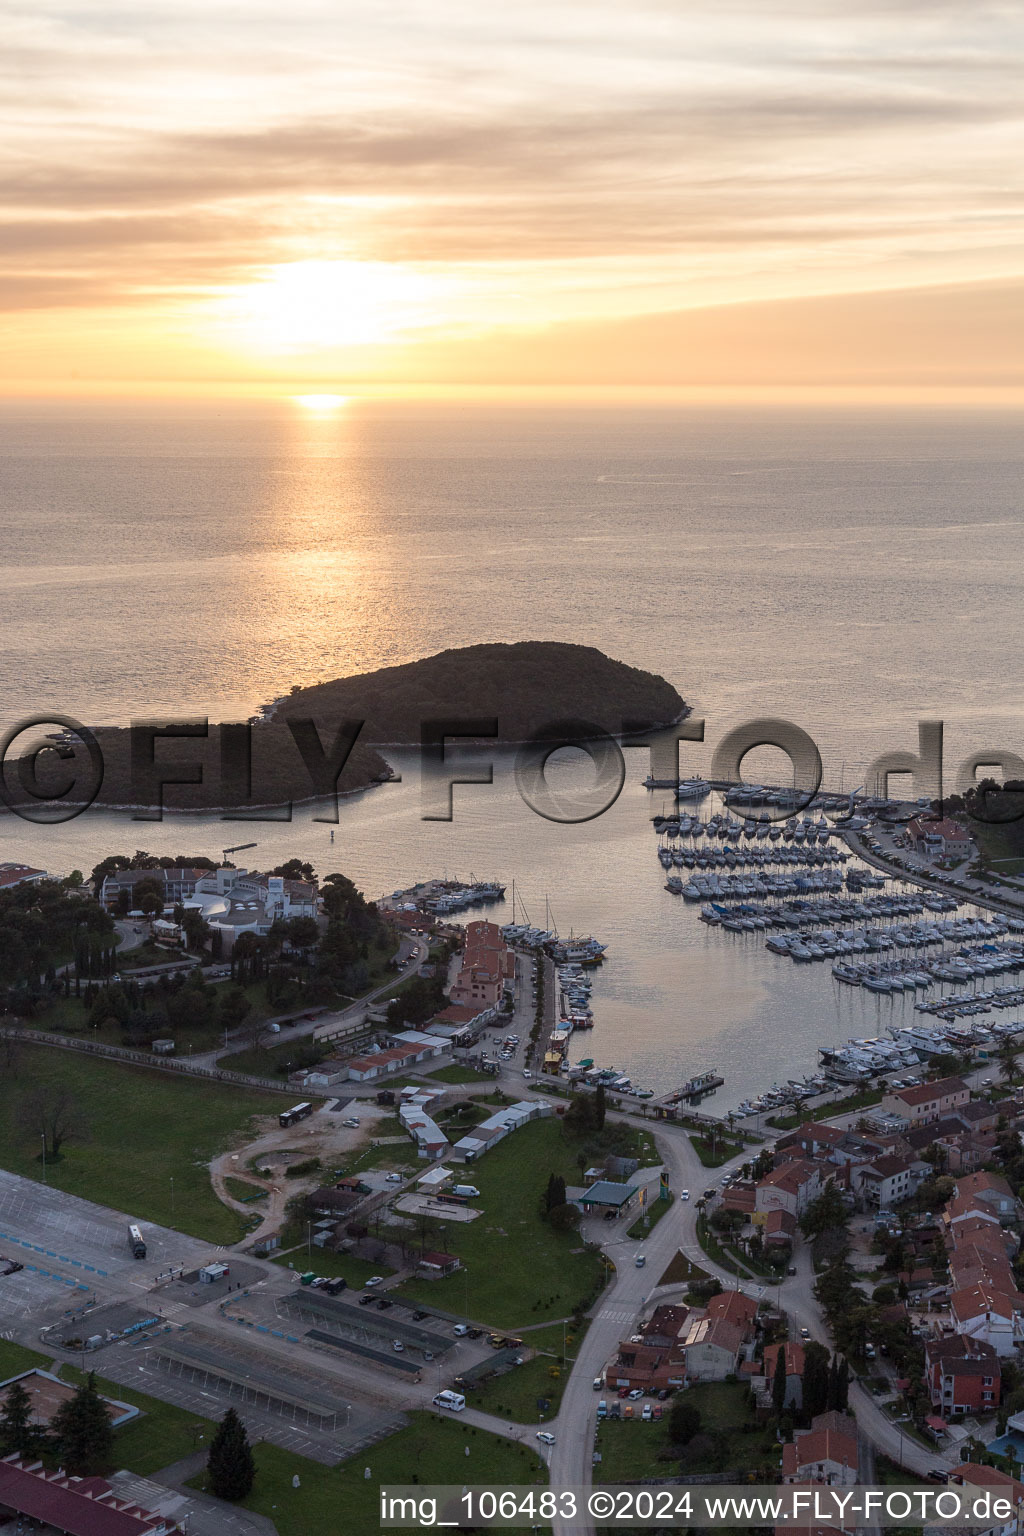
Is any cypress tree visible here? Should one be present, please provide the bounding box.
[50,1372,113,1475]
[0,1379,38,1456]
[836,1356,850,1411]
[207,1407,255,1501]
[772,1348,787,1415]
[802,1342,831,1421]
[827,1353,840,1411]
[594,1082,606,1130]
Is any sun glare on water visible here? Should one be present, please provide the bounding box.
[220,259,439,352]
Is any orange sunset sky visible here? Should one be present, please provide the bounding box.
[4,0,1023,399]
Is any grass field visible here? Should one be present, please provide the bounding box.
[626,1193,673,1241]
[596,1381,778,1481]
[462,1320,588,1423]
[390,1118,605,1328]
[272,1248,396,1286]
[427,1064,493,1084]
[0,1046,279,1242]
[189,1413,546,1536]
[0,1339,50,1379]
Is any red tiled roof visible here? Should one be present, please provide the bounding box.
[0,1459,168,1536]
[890,1077,968,1107]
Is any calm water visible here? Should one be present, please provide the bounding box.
[2,400,1022,1105]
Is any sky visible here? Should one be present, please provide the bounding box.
[3,0,1023,397]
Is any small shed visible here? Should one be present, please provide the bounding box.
[199,1261,230,1283]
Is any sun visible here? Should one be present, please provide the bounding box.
[220,259,438,352]
[293,393,348,412]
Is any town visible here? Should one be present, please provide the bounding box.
[4,839,1024,1536]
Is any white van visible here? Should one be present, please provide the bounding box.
[432,1390,465,1412]
[453,1185,480,1199]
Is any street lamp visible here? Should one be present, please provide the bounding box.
[170,1176,175,1223]
[40,1132,46,1184]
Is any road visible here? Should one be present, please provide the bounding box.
[544,1120,945,1534]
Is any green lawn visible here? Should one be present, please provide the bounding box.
[462,1320,588,1423]
[656,1250,709,1288]
[0,1046,279,1242]
[390,1118,606,1328]
[272,1248,396,1286]
[190,1413,546,1536]
[427,1064,493,1084]
[596,1381,779,1481]
[341,1140,416,1174]
[627,1193,674,1241]
[0,1339,51,1379]
[689,1133,744,1168]
[767,1086,883,1130]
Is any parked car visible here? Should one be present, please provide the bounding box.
[627,1388,643,1400]
[641,1404,653,1421]
[412,1310,428,1321]
[392,1340,404,1352]
[358,1295,376,1306]
[592,1376,603,1391]
[365,1276,384,1287]
[377,1297,393,1310]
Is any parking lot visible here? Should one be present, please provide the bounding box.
[0,1170,225,1290]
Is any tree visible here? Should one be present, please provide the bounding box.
[548,1201,580,1232]
[544,1173,567,1214]
[799,1181,846,1241]
[18,1083,89,1160]
[207,1408,255,1501]
[594,1082,606,1131]
[802,1342,831,1421]
[219,986,252,1036]
[998,1039,1021,1085]
[0,1379,40,1456]
[668,1399,701,1446]
[772,1348,787,1416]
[50,1372,113,1475]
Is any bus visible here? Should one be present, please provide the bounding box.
[127,1224,146,1259]
[279,1102,313,1129]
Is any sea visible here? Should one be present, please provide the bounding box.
[2,398,1023,1108]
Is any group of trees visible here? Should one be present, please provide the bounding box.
[541,1170,580,1232]
[771,1341,849,1425]
[562,1085,606,1139]
[0,878,114,1014]
[0,1378,255,1504]
[0,1373,112,1475]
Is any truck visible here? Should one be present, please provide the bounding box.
[452,1184,480,1199]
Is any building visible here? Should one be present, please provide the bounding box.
[448,920,515,1012]
[854,1154,928,1209]
[755,1160,823,1219]
[0,1455,177,1535]
[949,1283,1024,1356]
[781,1413,860,1487]
[578,1180,641,1218]
[880,1077,970,1128]
[451,1100,552,1163]
[907,817,973,862]
[941,1465,1024,1536]
[924,1336,1001,1414]
[0,862,48,889]
[680,1291,758,1383]
[418,1250,461,1277]
[99,864,319,950]
[762,1340,806,1411]
[0,1370,138,1433]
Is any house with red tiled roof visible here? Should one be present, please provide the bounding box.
[907,817,972,861]
[853,1152,928,1209]
[781,1414,860,1486]
[762,1339,806,1411]
[944,1464,1024,1536]
[764,1208,798,1248]
[680,1290,758,1382]
[925,1335,1000,1414]
[880,1077,969,1127]
[755,1160,823,1219]
[950,1283,1024,1356]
